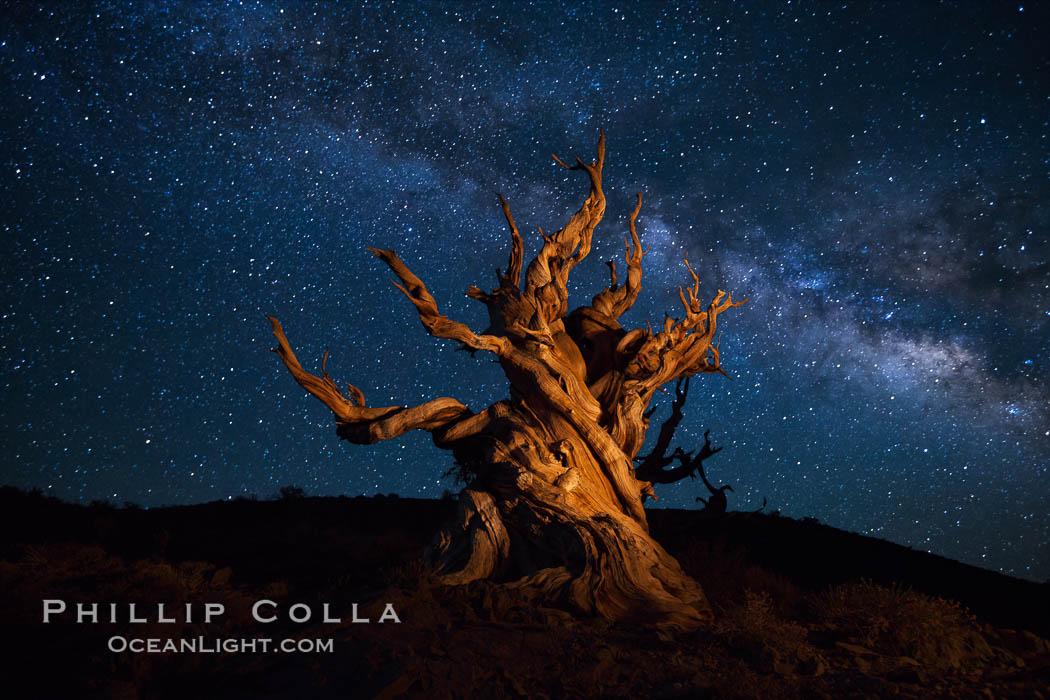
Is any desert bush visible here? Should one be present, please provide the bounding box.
[381,555,439,594]
[716,589,819,674]
[813,578,992,669]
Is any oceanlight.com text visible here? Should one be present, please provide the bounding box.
[107,636,334,654]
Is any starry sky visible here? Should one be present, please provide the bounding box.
[2,2,1047,581]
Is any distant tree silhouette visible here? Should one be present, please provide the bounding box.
[268,132,746,630]
[635,377,766,514]
[695,463,733,514]
[633,377,728,513]
[633,377,721,485]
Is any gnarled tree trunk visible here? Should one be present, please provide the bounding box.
[268,133,745,630]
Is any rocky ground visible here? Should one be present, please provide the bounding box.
[1,487,1047,698]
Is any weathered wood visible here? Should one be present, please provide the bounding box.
[269,133,746,630]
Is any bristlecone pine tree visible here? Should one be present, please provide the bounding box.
[268,132,746,630]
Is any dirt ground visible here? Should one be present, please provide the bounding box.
[1,487,1047,698]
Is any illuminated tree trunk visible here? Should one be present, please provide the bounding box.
[268,133,745,630]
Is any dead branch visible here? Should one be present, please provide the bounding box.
[591,193,646,319]
[268,315,472,444]
[367,247,509,356]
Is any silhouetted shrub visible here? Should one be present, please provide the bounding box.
[277,485,305,501]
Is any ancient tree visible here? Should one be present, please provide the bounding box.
[268,133,746,630]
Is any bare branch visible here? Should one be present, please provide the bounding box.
[465,285,490,303]
[523,131,607,324]
[367,247,509,356]
[591,193,646,319]
[621,258,747,390]
[551,129,605,193]
[496,193,524,289]
[267,315,472,444]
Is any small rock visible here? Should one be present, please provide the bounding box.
[887,666,925,684]
[797,656,825,677]
[836,641,877,656]
[1021,630,1050,654]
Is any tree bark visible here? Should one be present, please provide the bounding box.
[268,132,745,630]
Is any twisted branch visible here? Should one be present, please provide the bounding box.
[367,247,509,356]
[267,316,472,444]
[497,193,524,289]
[592,192,647,319]
[622,258,748,392]
[523,131,607,325]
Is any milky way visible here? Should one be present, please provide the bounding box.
[2,2,1047,580]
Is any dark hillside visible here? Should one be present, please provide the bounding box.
[1,487,1047,698]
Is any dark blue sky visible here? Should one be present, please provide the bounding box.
[2,1,1047,581]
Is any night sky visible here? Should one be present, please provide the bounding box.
[2,2,1047,581]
